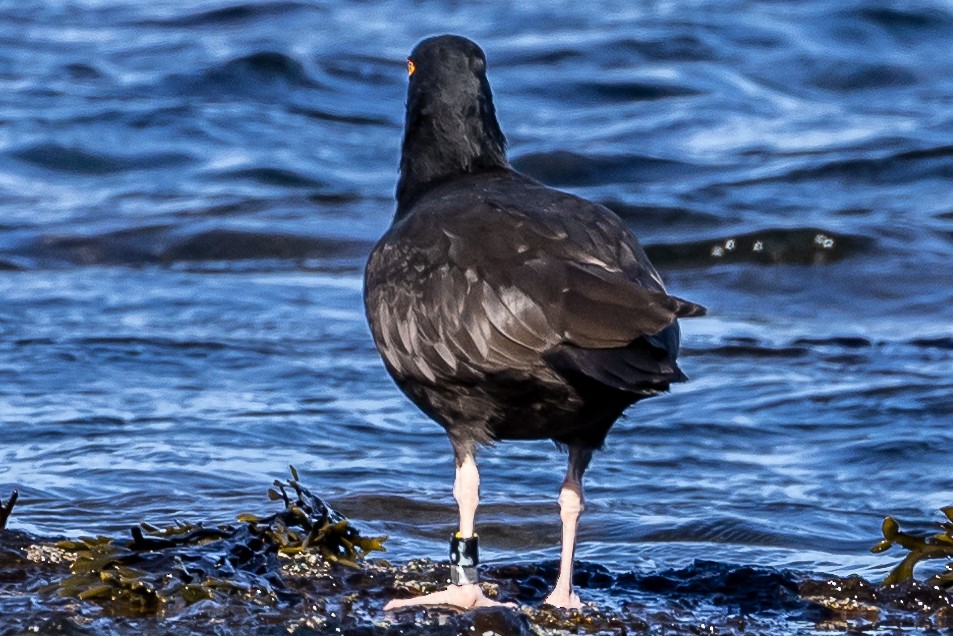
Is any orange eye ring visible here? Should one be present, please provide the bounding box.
[407,59,416,76]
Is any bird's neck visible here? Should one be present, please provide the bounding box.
[396,95,507,212]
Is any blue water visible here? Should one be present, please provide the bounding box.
[1,0,952,596]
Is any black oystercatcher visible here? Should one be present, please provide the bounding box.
[364,35,706,610]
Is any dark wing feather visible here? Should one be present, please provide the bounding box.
[365,221,557,385]
[553,262,691,347]
[364,171,705,392]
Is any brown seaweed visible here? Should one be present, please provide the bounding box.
[7,475,953,634]
[871,506,953,586]
[0,489,17,529]
[49,466,386,615]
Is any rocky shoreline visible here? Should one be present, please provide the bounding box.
[2,473,951,636]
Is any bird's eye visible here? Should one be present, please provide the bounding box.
[407,59,416,76]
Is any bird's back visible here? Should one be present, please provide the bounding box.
[364,170,703,450]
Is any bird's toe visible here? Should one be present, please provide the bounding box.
[384,583,513,611]
[543,590,584,610]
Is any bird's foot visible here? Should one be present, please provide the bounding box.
[543,588,584,610]
[384,583,515,611]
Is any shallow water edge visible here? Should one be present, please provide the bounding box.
[2,473,953,636]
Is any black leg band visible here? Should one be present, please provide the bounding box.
[449,533,479,585]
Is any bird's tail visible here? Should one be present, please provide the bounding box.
[670,295,707,318]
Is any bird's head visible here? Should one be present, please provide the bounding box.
[405,35,489,105]
[397,35,508,211]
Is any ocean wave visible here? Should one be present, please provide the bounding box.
[849,6,953,35]
[792,336,872,348]
[9,143,195,175]
[574,79,702,102]
[511,150,701,188]
[147,2,314,27]
[908,337,953,350]
[698,344,811,359]
[287,104,392,127]
[15,226,370,267]
[808,61,918,92]
[731,145,953,186]
[62,62,104,81]
[602,201,725,230]
[160,228,367,262]
[212,166,328,189]
[165,51,324,97]
[214,51,315,86]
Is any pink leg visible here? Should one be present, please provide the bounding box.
[453,452,479,538]
[544,446,592,609]
[384,453,514,611]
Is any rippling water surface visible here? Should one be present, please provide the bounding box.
[1,0,952,617]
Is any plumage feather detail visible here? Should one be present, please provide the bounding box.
[364,35,706,450]
[365,171,703,400]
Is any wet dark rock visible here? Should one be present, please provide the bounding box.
[6,614,99,636]
[469,606,534,635]
[645,227,874,268]
[0,529,31,579]
[4,474,953,635]
[617,560,804,614]
[801,576,953,629]
[39,469,385,617]
[524,604,632,634]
